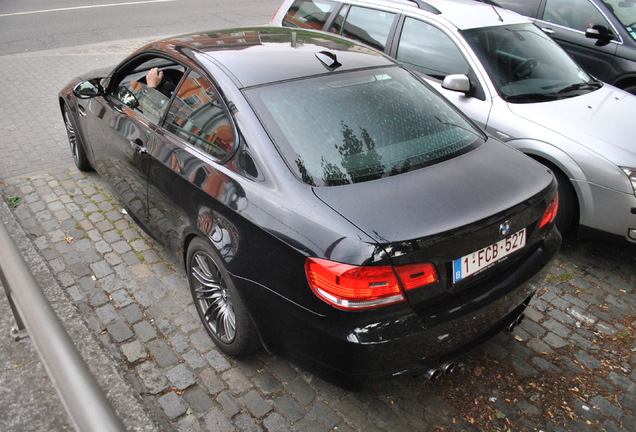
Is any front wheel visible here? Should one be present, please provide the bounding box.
[187,237,259,356]
[550,166,578,239]
[63,104,92,171]
[621,84,636,95]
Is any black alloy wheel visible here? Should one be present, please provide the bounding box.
[187,237,259,356]
[64,105,92,171]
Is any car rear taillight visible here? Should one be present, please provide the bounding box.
[539,194,559,229]
[305,258,438,310]
[395,263,438,290]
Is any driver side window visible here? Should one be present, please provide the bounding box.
[113,57,185,124]
[542,0,610,33]
[396,18,469,80]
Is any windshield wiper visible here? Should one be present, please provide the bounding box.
[557,81,602,95]
[504,92,560,103]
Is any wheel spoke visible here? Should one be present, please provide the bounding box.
[64,110,78,158]
[215,303,236,342]
[191,251,236,344]
[193,266,221,289]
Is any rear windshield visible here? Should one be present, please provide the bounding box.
[246,67,483,186]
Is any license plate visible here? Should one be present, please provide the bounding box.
[452,228,526,283]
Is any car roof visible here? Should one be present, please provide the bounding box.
[147,27,396,88]
[425,0,527,29]
[346,0,529,30]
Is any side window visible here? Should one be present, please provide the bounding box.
[282,0,336,30]
[330,4,349,34]
[396,18,470,80]
[113,57,184,124]
[542,0,610,32]
[336,6,396,51]
[164,71,236,160]
[494,0,542,17]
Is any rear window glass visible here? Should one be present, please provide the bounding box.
[283,0,337,30]
[246,67,483,186]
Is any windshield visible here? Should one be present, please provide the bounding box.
[246,67,483,186]
[605,0,636,40]
[463,24,601,103]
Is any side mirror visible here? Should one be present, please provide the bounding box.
[442,74,471,94]
[72,79,103,99]
[585,24,615,45]
[116,86,139,110]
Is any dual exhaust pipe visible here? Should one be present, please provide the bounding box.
[424,361,456,382]
[424,313,526,382]
[506,313,525,333]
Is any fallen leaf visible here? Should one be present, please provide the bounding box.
[66,237,73,243]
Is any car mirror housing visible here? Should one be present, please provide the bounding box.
[442,74,471,94]
[72,79,103,99]
[585,24,615,45]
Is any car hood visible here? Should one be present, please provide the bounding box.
[506,86,636,167]
[312,139,553,244]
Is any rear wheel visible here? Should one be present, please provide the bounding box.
[63,104,92,171]
[187,237,259,356]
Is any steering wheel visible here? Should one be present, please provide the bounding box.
[513,58,538,80]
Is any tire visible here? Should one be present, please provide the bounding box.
[621,84,636,96]
[549,165,578,239]
[187,237,259,356]
[63,104,92,171]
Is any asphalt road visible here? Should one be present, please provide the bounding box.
[0,0,280,56]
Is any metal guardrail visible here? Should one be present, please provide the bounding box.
[0,219,126,432]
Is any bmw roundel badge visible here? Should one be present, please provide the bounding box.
[499,220,511,238]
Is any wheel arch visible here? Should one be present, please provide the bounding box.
[509,140,588,236]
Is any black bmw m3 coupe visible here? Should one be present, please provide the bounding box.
[59,27,560,388]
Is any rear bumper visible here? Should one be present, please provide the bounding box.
[243,227,560,389]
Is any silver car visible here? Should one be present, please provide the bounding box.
[271,0,636,243]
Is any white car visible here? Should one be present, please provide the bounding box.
[271,0,636,243]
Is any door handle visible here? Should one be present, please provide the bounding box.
[540,27,555,35]
[130,139,148,154]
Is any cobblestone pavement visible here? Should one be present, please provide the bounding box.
[1,13,635,432]
[1,165,635,432]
